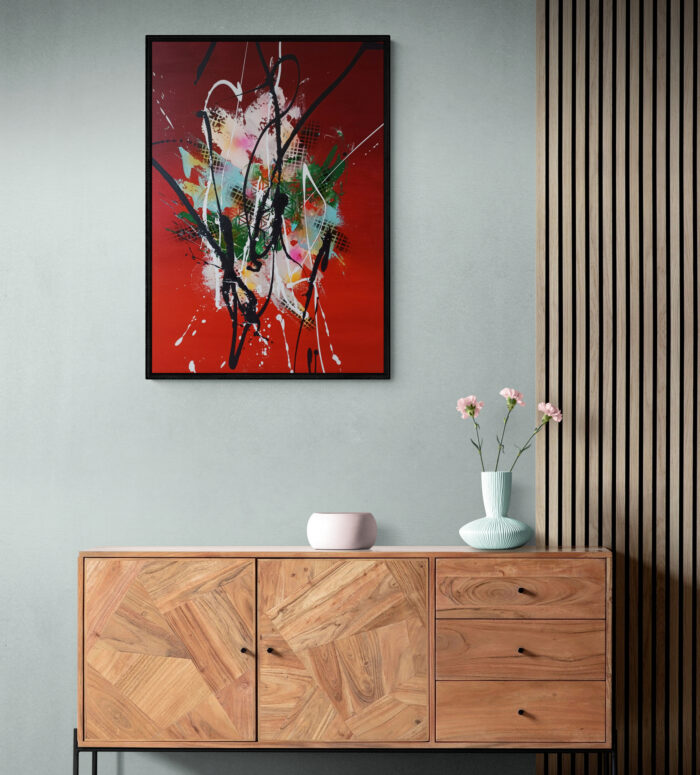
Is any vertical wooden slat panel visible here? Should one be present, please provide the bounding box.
[536,1,699,773]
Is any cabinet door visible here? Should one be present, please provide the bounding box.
[257,558,429,743]
[82,558,255,742]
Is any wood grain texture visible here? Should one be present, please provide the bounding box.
[257,558,428,743]
[79,548,610,750]
[436,681,606,743]
[436,620,605,681]
[435,558,606,619]
[81,558,255,743]
[536,1,699,772]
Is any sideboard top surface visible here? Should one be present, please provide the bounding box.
[80,545,611,558]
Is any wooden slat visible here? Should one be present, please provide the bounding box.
[600,0,614,563]
[627,2,642,769]
[574,0,587,563]
[588,0,601,553]
[681,3,696,771]
[654,1,669,769]
[694,7,700,773]
[668,3,681,773]
[641,0,655,767]
[560,0,573,553]
[536,0,548,549]
[613,1,628,770]
[548,0,561,551]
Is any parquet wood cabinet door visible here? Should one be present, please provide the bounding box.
[257,558,429,742]
[81,558,255,742]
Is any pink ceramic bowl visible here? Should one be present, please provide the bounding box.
[306,512,377,550]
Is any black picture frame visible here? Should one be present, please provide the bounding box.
[146,35,390,379]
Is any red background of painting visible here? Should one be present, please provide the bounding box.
[150,40,386,375]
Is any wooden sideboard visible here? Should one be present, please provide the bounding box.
[77,546,612,753]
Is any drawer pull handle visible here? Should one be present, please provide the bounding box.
[266,647,274,654]
[517,587,526,594]
[518,709,525,716]
[517,647,525,654]
[240,647,248,654]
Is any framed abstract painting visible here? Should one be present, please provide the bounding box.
[147,35,389,378]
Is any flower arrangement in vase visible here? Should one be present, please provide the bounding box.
[456,389,562,549]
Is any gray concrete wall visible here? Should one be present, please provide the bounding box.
[0,1,536,772]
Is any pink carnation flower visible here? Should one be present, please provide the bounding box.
[457,395,484,419]
[500,387,525,406]
[538,401,563,423]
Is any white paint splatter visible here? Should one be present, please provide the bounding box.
[318,300,341,367]
[159,106,174,130]
[174,315,197,346]
[321,123,384,185]
[276,313,292,372]
[188,360,196,373]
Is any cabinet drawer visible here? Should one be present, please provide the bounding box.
[436,681,606,743]
[436,620,606,680]
[436,558,606,619]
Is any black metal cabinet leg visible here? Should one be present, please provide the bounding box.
[91,751,97,775]
[611,728,618,775]
[73,729,79,775]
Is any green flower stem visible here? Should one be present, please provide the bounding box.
[509,420,547,473]
[472,416,485,472]
[495,405,514,472]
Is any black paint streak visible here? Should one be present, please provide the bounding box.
[292,229,333,373]
[196,110,223,218]
[306,348,319,374]
[194,42,216,85]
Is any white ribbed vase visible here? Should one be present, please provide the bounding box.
[459,471,532,550]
